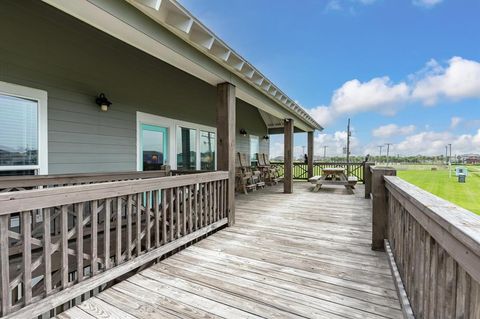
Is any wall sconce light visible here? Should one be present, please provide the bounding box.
[263,135,270,140]
[239,128,248,136]
[95,93,112,112]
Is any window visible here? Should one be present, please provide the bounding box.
[0,81,47,174]
[250,135,259,164]
[200,131,215,170]
[176,127,196,170]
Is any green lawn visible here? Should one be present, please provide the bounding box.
[397,167,480,215]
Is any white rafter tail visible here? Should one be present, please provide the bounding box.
[189,22,214,49]
[240,63,255,79]
[226,53,244,71]
[134,0,162,10]
[268,86,277,96]
[164,2,193,33]
[261,81,271,91]
[210,40,230,61]
[251,72,264,86]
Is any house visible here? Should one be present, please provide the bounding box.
[0,0,321,180]
[2,1,478,319]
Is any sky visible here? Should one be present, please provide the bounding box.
[178,0,480,158]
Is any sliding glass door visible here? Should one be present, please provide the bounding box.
[140,124,168,171]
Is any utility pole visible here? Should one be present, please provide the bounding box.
[377,145,383,158]
[385,143,393,166]
[323,146,328,159]
[346,119,351,175]
[445,145,448,164]
[448,143,452,178]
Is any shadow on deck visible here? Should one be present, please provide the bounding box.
[59,182,402,319]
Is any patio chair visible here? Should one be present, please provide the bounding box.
[263,154,282,183]
[236,152,264,193]
[256,153,278,185]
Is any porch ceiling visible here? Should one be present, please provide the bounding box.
[41,0,323,132]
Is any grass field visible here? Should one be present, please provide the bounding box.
[397,165,480,215]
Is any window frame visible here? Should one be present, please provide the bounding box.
[249,135,260,164]
[136,112,216,171]
[0,81,48,174]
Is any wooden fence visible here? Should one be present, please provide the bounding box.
[271,162,367,182]
[367,167,480,318]
[0,171,229,318]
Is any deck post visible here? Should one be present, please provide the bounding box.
[307,131,314,178]
[217,82,236,226]
[364,162,375,199]
[284,119,294,193]
[371,167,396,251]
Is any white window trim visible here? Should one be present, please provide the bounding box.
[250,135,260,162]
[136,112,216,171]
[0,81,48,174]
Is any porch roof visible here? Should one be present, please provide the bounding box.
[41,0,322,132]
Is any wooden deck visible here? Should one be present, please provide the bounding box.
[58,182,402,319]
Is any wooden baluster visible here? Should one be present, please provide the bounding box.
[91,201,98,276]
[43,208,52,293]
[162,189,167,244]
[22,211,32,305]
[126,195,133,261]
[136,194,141,256]
[182,186,187,236]
[61,205,69,286]
[104,199,111,270]
[194,184,198,230]
[146,191,151,251]
[154,190,160,248]
[219,180,224,219]
[169,188,174,242]
[199,183,204,228]
[188,185,193,234]
[76,204,84,282]
[213,181,217,222]
[208,182,213,224]
[116,197,122,265]
[0,215,10,316]
[176,187,181,239]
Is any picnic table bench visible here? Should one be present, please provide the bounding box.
[308,167,358,192]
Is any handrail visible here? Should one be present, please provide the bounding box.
[0,171,229,317]
[270,161,366,181]
[0,170,170,191]
[381,175,480,317]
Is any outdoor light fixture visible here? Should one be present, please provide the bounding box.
[263,135,270,140]
[95,93,112,112]
[239,128,248,136]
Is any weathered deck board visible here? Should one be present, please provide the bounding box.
[59,182,402,319]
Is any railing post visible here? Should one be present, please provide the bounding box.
[364,162,375,199]
[284,119,294,194]
[371,167,396,251]
[307,131,314,178]
[217,82,236,226]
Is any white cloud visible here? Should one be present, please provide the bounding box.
[308,56,480,127]
[412,57,480,105]
[364,129,480,156]
[450,117,462,129]
[412,0,443,8]
[372,124,416,138]
[314,130,359,156]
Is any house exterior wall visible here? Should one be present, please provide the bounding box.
[0,0,268,174]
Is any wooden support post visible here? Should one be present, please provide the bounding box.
[364,162,375,199]
[217,82,236,226]
[307,131,314,179]
[371,167,396,251]
[284,119,294,194]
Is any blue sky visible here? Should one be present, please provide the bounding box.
[178,0,480,157]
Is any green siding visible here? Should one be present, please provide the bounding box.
[0,1,268,174]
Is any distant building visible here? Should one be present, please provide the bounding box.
[459,154,480,164]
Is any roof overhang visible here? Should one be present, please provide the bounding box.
[41,0,322,132]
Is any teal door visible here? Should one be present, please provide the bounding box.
[140,124,168,171]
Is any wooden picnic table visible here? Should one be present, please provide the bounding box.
[308,167,357,192]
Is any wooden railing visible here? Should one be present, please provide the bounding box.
[0,171,229,318]
[369,167,480,318]
[271,161,367,182]
[0,170,170,192]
